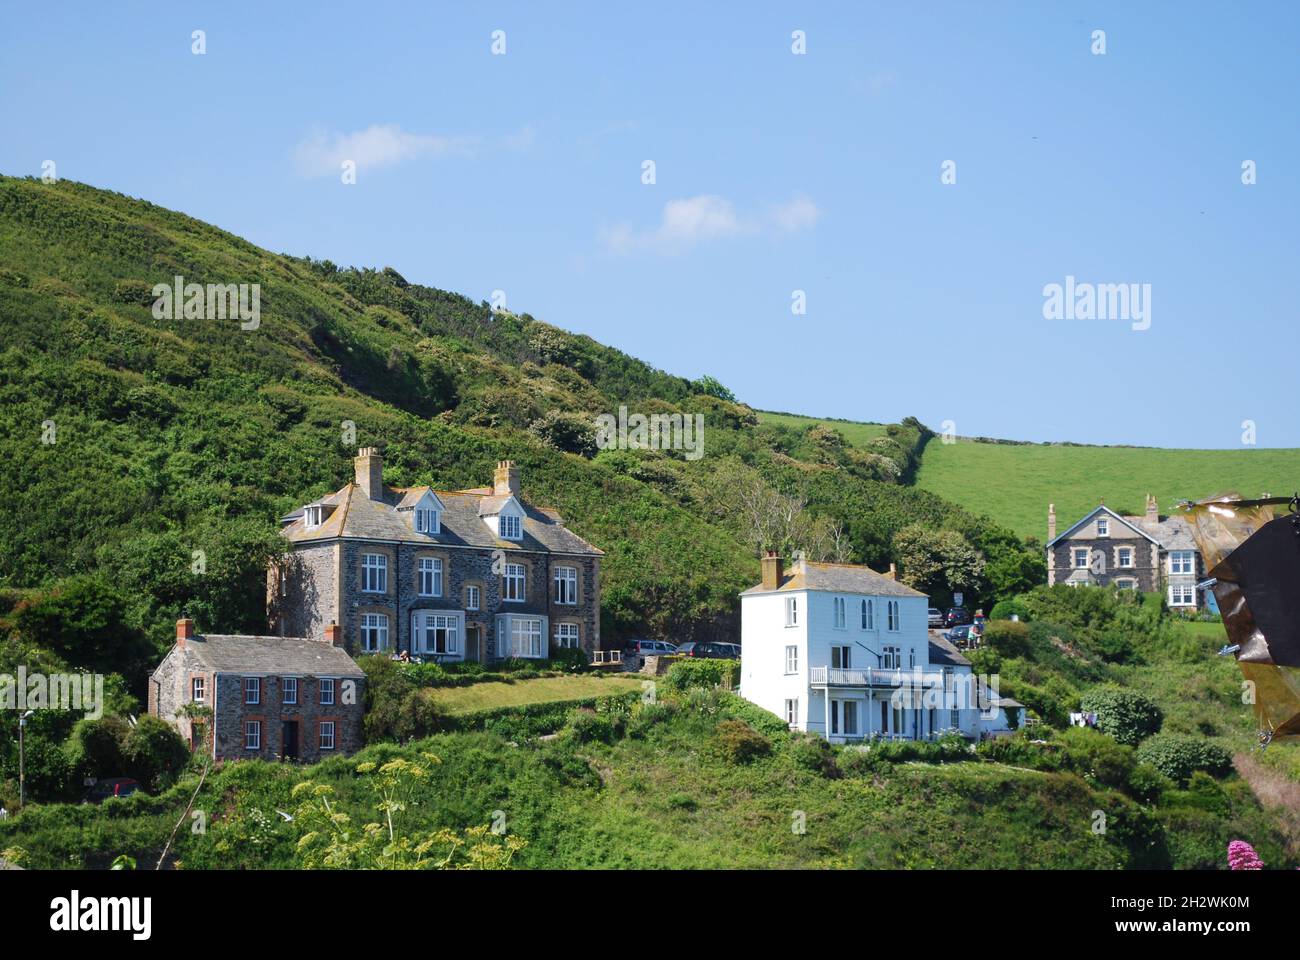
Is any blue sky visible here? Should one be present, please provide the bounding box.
[4,1,1298,448]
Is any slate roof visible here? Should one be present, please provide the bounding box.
[927,634,972,668]
[1131,514,1199,552]
[177,634,365,677]
[741,560,926,598]
[281,483,602,557]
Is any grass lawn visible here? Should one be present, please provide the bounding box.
[757,410,891,446]
[428,673,645,715]
[915,437,1300,541]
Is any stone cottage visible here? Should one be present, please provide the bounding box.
[149,618,366,762]
[268,450,603,661]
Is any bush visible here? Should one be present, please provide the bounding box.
[64,716,130,781]
[713,719,771,763]
[1054,727,1136,790]
[984,620,1031,658]
[564,710,617,745]
[121,715,189,792]
[989,598,1030,622]
[548,646,589,673]
[1079,686,1163,746]
[627,701,677,739]
[1128,762,1175,804]
[662,658,740,692]
[1136,734,1233,784]
[788,732,840,778]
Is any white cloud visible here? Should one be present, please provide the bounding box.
[291,124,476,177]
[601,193,820,256]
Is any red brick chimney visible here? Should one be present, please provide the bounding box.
[760,551,783,590]
[324,622,343,648]
[177,617,194,651]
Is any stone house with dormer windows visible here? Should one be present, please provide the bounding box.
[268,450,603,661]
[1045,495,1206,610]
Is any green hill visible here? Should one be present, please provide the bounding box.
[916,438,1300,542]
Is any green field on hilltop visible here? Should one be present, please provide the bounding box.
[914,438,1300,541]
[427,674,644,715]
[758,410,892,446]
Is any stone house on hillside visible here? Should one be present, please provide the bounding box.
[149,618,366,762]
[268,450,603,661]
[1045,496,1205,610]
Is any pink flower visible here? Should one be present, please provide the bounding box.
[1228,840,1264,871]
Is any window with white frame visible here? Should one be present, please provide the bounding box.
[861,599,873,629]
[466,585,480,611]
[319,678,335,706]
[360,613,389,653]
[1118,547,1134,568]
[833,596,846,629]
[244,720,261,751]
[417,557,443,597]
[414,612,460,656]
[784,645,798,674]
[882,646,901,669]
[304,504,324,529]
[554,566,577,605]
[1115,578,1138,590]
[1096,517,1109,537]
[555,622,579,648]
[415,506,439,534]
[784,698,799,727]
[1073,548,1090,569]
[509,618,543,657]
[831,645,851,669]
[244,677,260,705]
[1169,583,1196,606]
[1169,551,1195,575]
[361,553,387,593]
[319,721,336,751]
[191,677,205,703]
[282,677,298,705]
[502,563,525,602]
[887,601,900,631]
[784,596,798,627]
[500,514,522,540]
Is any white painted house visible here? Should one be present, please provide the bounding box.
[740,555,1022,743]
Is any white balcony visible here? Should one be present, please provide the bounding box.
[809,665,905,687]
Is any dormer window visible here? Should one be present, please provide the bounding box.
[415,506,439,534]
[304,504,325,530]
[501,514,522,540]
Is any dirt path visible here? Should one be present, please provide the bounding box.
[1234,753,1300,858]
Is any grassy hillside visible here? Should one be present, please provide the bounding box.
[915,438,1300,541]
[758,410,891,446]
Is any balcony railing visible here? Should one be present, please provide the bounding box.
[809,666,905,687]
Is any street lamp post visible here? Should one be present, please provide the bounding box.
[18,710,33,810]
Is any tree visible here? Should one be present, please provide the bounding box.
[891,525,985,603]
[1080,687,1163,746]
[691,375,735,402]
[122,715,189,791]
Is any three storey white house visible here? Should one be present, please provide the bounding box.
[740,554,1020,742]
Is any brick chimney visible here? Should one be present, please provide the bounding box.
[324,622,343,648]
[355,447,383,501]
[1048,503,1056,541]
[1145,494,1158,524]
[177,617,195,651]
[888,562,898,581]
[493,460,521,497]
[760,551,783,590]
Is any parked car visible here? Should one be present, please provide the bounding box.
[676,641,740,659]
[928,607,944,628]
[944,607,972,627]
[943,624,973,645]
[627,639,679,657]
[84,777,140,804]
